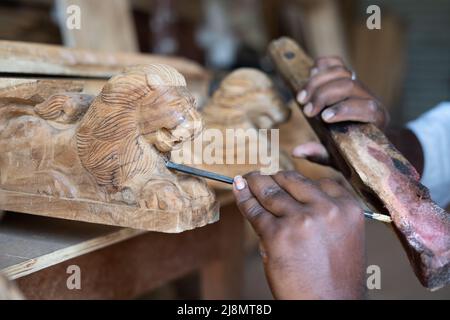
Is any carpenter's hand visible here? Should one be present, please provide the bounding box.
[293,56,389,165]
[297,56,388,128]
[233,171,365,300]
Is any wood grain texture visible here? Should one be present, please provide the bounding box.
[0,65,218,232]
[178,68,294,189]
[269,37,450,289]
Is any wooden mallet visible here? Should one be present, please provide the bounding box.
[269,37,450,290]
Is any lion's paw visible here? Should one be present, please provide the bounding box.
[139,180,186,212]
[176,175,212,200]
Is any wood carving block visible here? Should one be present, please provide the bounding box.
[0,65,218,232]
[269,37,450,289]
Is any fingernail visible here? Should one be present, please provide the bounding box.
[234,175,246,190]
[297,90,307,104]
[310,68,319,76]
[322,109,335,121]
[292,147,305,158]
[304,103,313,116]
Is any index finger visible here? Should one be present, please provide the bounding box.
[271,171,328,204]
[244,171,305,217]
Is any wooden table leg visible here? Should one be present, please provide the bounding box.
[200,203,245,299]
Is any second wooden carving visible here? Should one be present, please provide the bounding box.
[176,68,294,189]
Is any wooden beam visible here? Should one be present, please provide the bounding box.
[0,40,210,106]
[269,37,450,290]
[0,214,143,280]
[0,40,207,81]
[55,0,138,52]
[297,0,350,63]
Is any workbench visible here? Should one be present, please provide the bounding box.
[0,191,244,299]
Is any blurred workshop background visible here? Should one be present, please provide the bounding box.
[0,0,449,299]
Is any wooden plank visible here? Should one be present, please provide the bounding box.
[0,191,234,280]
[0,214,143,280]
[0,77,104,97]
[11,203,244,299]
[0,189,219,233]
[0,40,207,81]
[0,40,210,106]
[269,37,450,289]
[55,0,138,52]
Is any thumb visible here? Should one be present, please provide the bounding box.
[292,142,330,166]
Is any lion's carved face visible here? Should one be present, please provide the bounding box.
[138,86,202,153]
[76,64,202,193]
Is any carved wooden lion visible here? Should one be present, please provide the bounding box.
[0,65,217,228]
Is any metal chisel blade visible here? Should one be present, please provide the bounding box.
[165,160,234,184]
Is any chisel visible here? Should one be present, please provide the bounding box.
[165,160,391,223]
[165,160,234,184]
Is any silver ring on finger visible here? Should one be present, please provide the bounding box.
[351,70,357,81]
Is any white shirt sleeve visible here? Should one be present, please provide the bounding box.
[406,102,450,207]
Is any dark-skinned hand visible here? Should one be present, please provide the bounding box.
[293,56,389,166]
[233,171,365,300]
